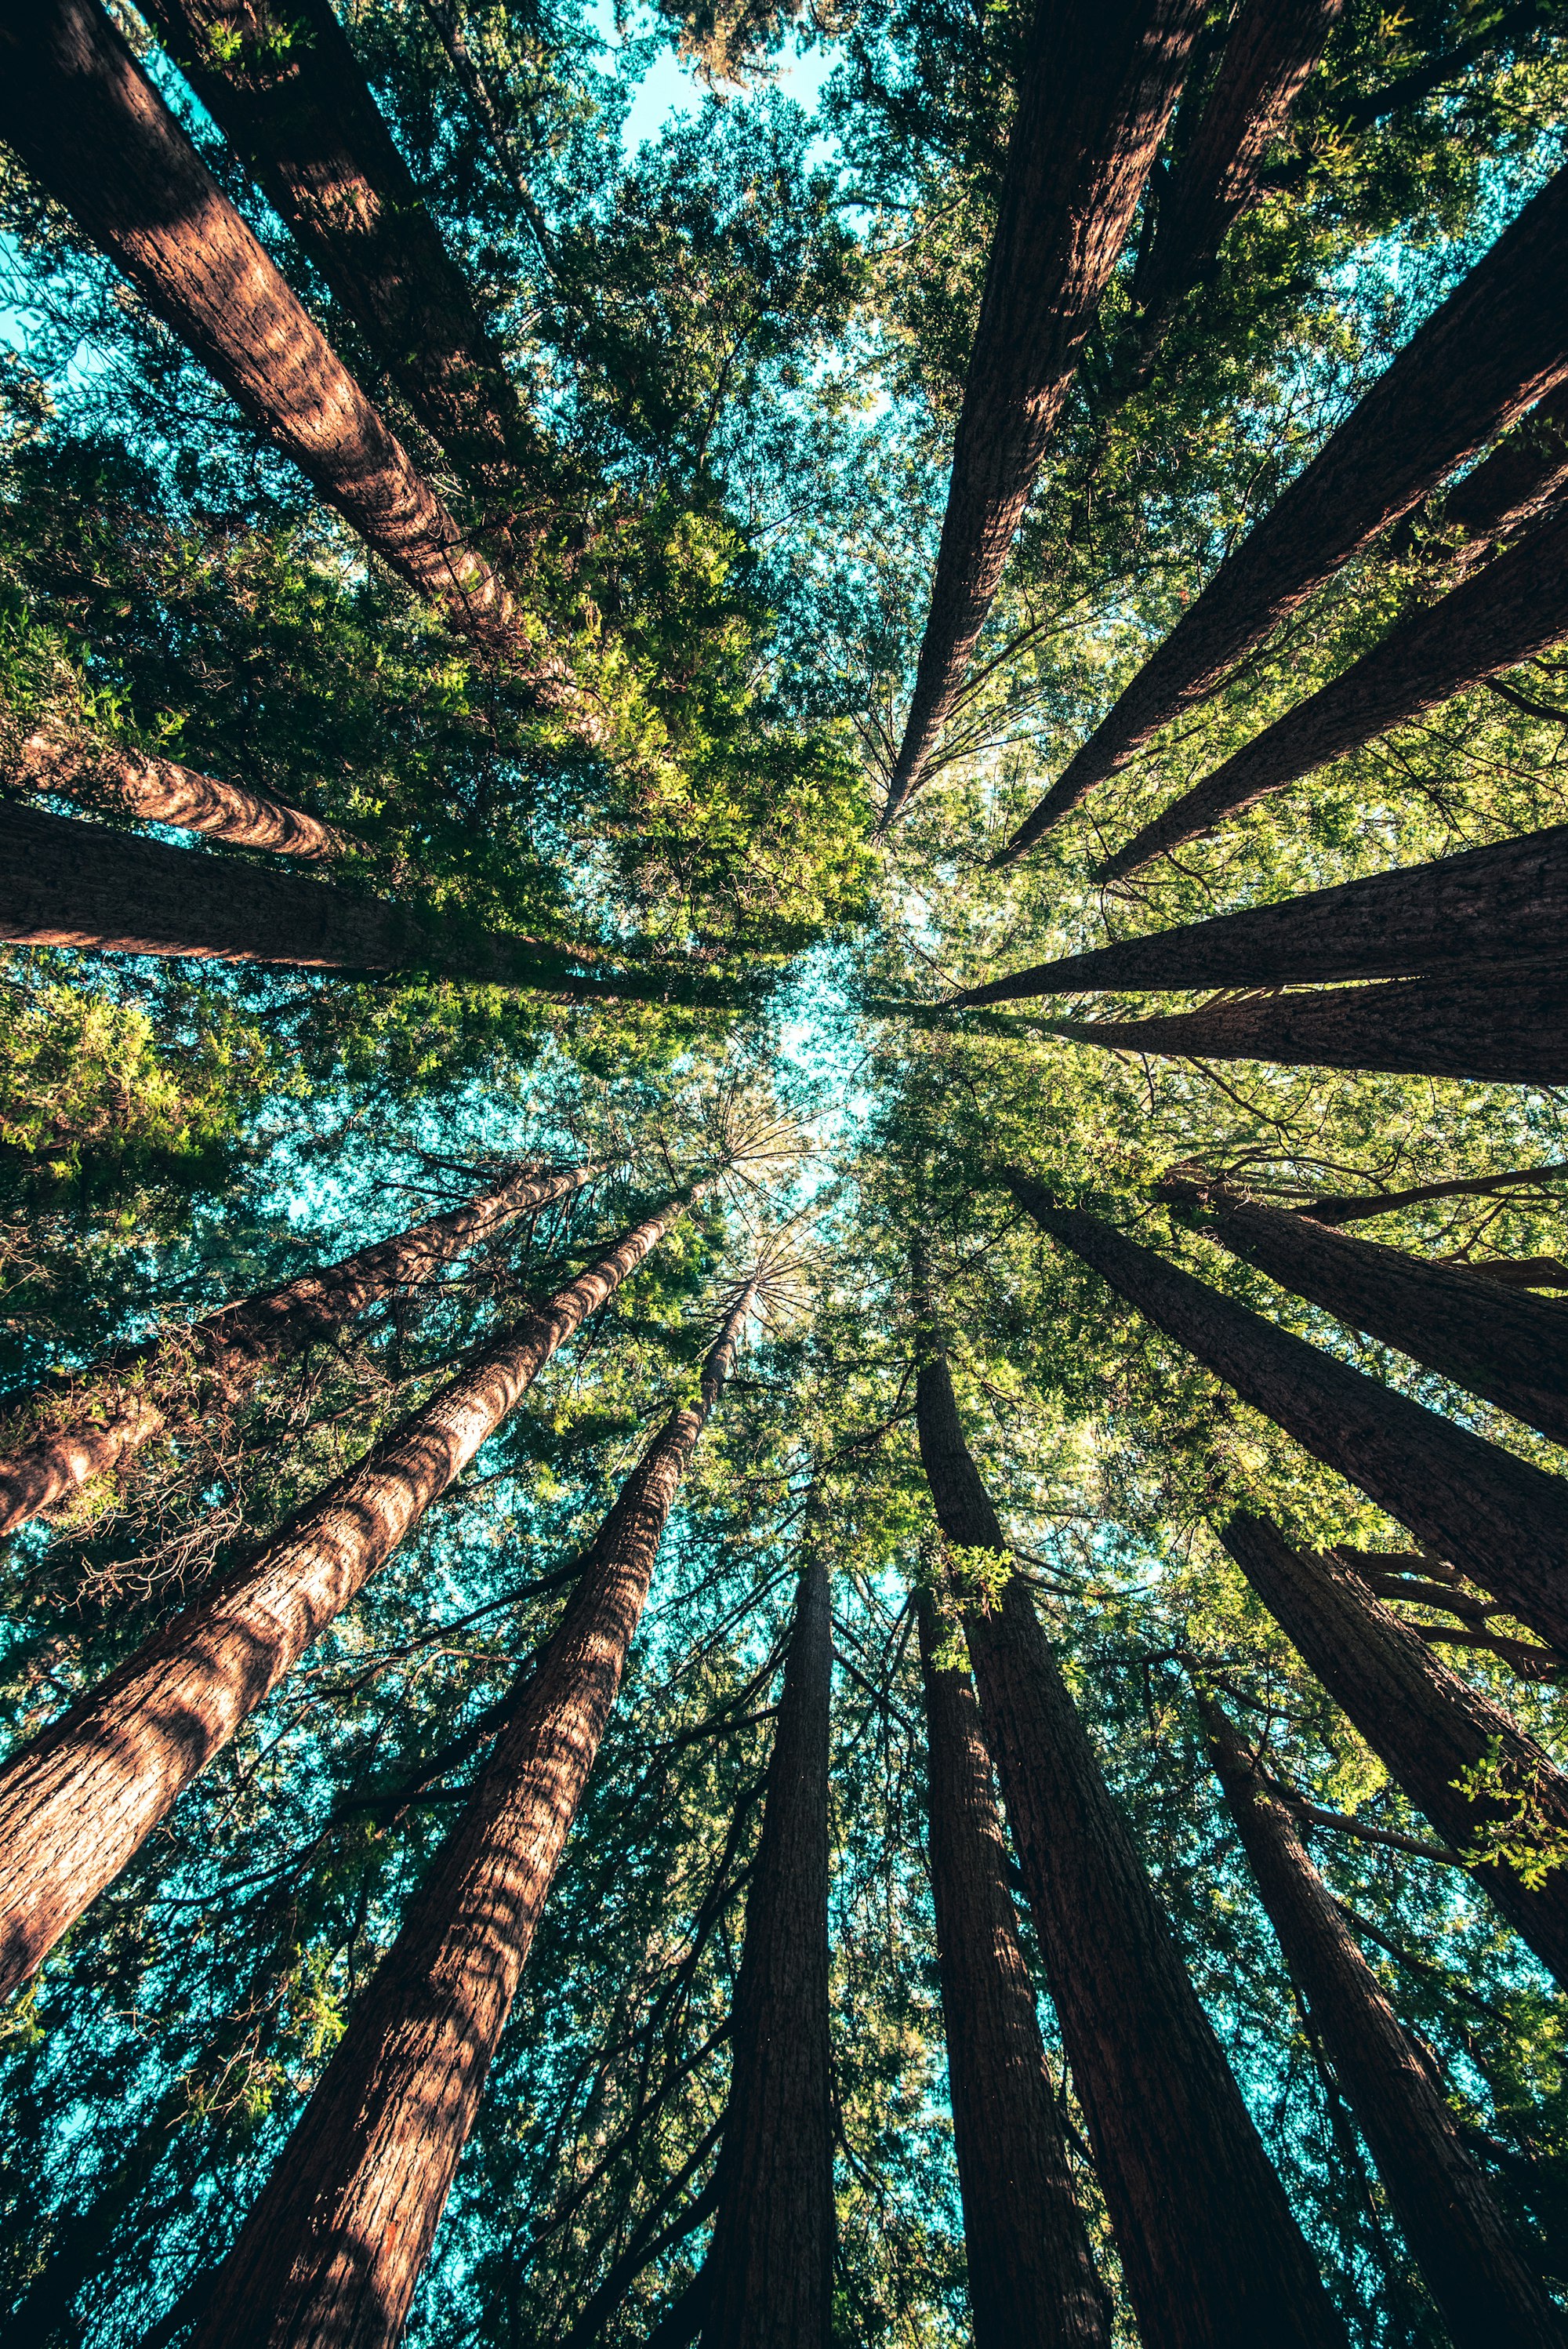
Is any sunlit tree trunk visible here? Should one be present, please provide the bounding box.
[0,1192,695,2002]
[13,728,350,859]
[1196,1689,1566,2347]
[183,1285,754,2349]
[916,1589,1109,2349]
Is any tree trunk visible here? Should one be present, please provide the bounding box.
[915,1589,1109,2349]
[953,820,1568,1004]
[1098,494,1568,880]
[1220,1512,1568,1982]
[699,1555,836,2349]
[1299,1162,1568,1226]
[913,1342,1345,2348]
[0,1159,594,1536]
[1007,1181,1568,1652]
[880,0,1203,820]
[0,1191,694,2002]
[13,727,350,859]
[1443,378,1568,556]
[140,0,543,517]
[1048,968,1568,1085]
[1172,1185,1568,1446]
[994,162,1568,859]
[183,1287,753,2349]
[1196,1689,1566,2348]
[0,0,514,647]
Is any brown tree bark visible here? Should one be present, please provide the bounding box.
[953,821,1568,1006]
[1047,968,1568,1085]
[913,1338,1345,2348]
[13,727,350,859]
[1007,1181,1568,1652]
[916,1589,1109,2349]
[995,163,1568,859]
[1441,379,1568,557]
[698,1553,836,2349]
[183,1285,754,2349]
[1221,1512,1568,1981]
[1098,494,1568,880]
[0,1190,695,2002]
[0,0,514,647]
[0,1158,595,1537]
[1299,1162,1568,1225]
[880,0,1203,820]
[1196,1688,1566,2347]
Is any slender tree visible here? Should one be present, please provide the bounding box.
[1411,379,1568,561]
[1221,1512,1568,1983]
[880,0,1203,820]
[1196,1687,1566,2348]
[183,1280,757,2349]
[994,164,1568,859]
[13,728,350,859]
[915,1587,1109,2349]
[1298,1162,1568,1226]
[1007,1180,1568,1653]
[0,1188,697,2002]
[0,1157,597,1537]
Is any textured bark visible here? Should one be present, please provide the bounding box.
[186,1289,752,2349]
[1198,1690,1566,2348]
[952,821,1568,1004]
[13,728,350,859]
[0,0,514,644]
[996,162,1568,858]
[1099,493,1568,879]
[1221,1512,1568,1981]
[1008,1182,1568,1651]
[1443,378,1568,554]
[1049,968,1568,1085]
[0,1160,593,1537]
[881,0,1203,819]
[699,1556,836,2349]
[916,1591,1108,2349]
[0,1193,692,2002]
[914,1345,1344,2349]
[140,0,540,510]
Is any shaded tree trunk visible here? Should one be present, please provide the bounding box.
[0,1191,695,2002]
[13,728,350,859]
[913,1341,1345,2348]
[1220,1512,1568,1982]
[881,0,1203,819]
[1196,1688,1565,2347]
[995,162,1568,859]
[916,1588,1109,2349]
[1098,494,1568,880]
[699,1554,836,2349]
[1300,1162,1568,1225]
[0,1157,595,1536]
[184,1286,755,2349]
[1007,1180,1568,1651]
[1441,378,1568,556]
[0,0,514,646]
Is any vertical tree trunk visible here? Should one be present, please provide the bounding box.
[0,1157,595,1535]
[881,0,1203,819]
[1007,1181,1568,1652]
[0,1191,695,2002]
[995,163,1568,859]
[916,1589,1109,2349]
[1221,1512,1568,1983]
[183,1289,756,2349]
[13,727,350,859]
[0,0,514,646]
[913,1338,1345,2347]
[698,1554,836,2349]
[1196,1689,1566,2348]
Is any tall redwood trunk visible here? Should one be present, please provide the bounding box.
[0,1192,695,2002]
[1221,1512,1568,1983]
[0,0,514,647]
[183,1288,754,2349]
[1007,1181,1568,1652]
[14,728,350,859]
[0,1159,595,1536]
[916,1590,1109,2349]
[1098,493,1568,880]
[698,1555,836,2349]
[1196,1689,1566,2347]
[881,0,1203,819]
[914,1342,1345,2348]
[951,821,1568,1004]
[995,163,1568,859]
